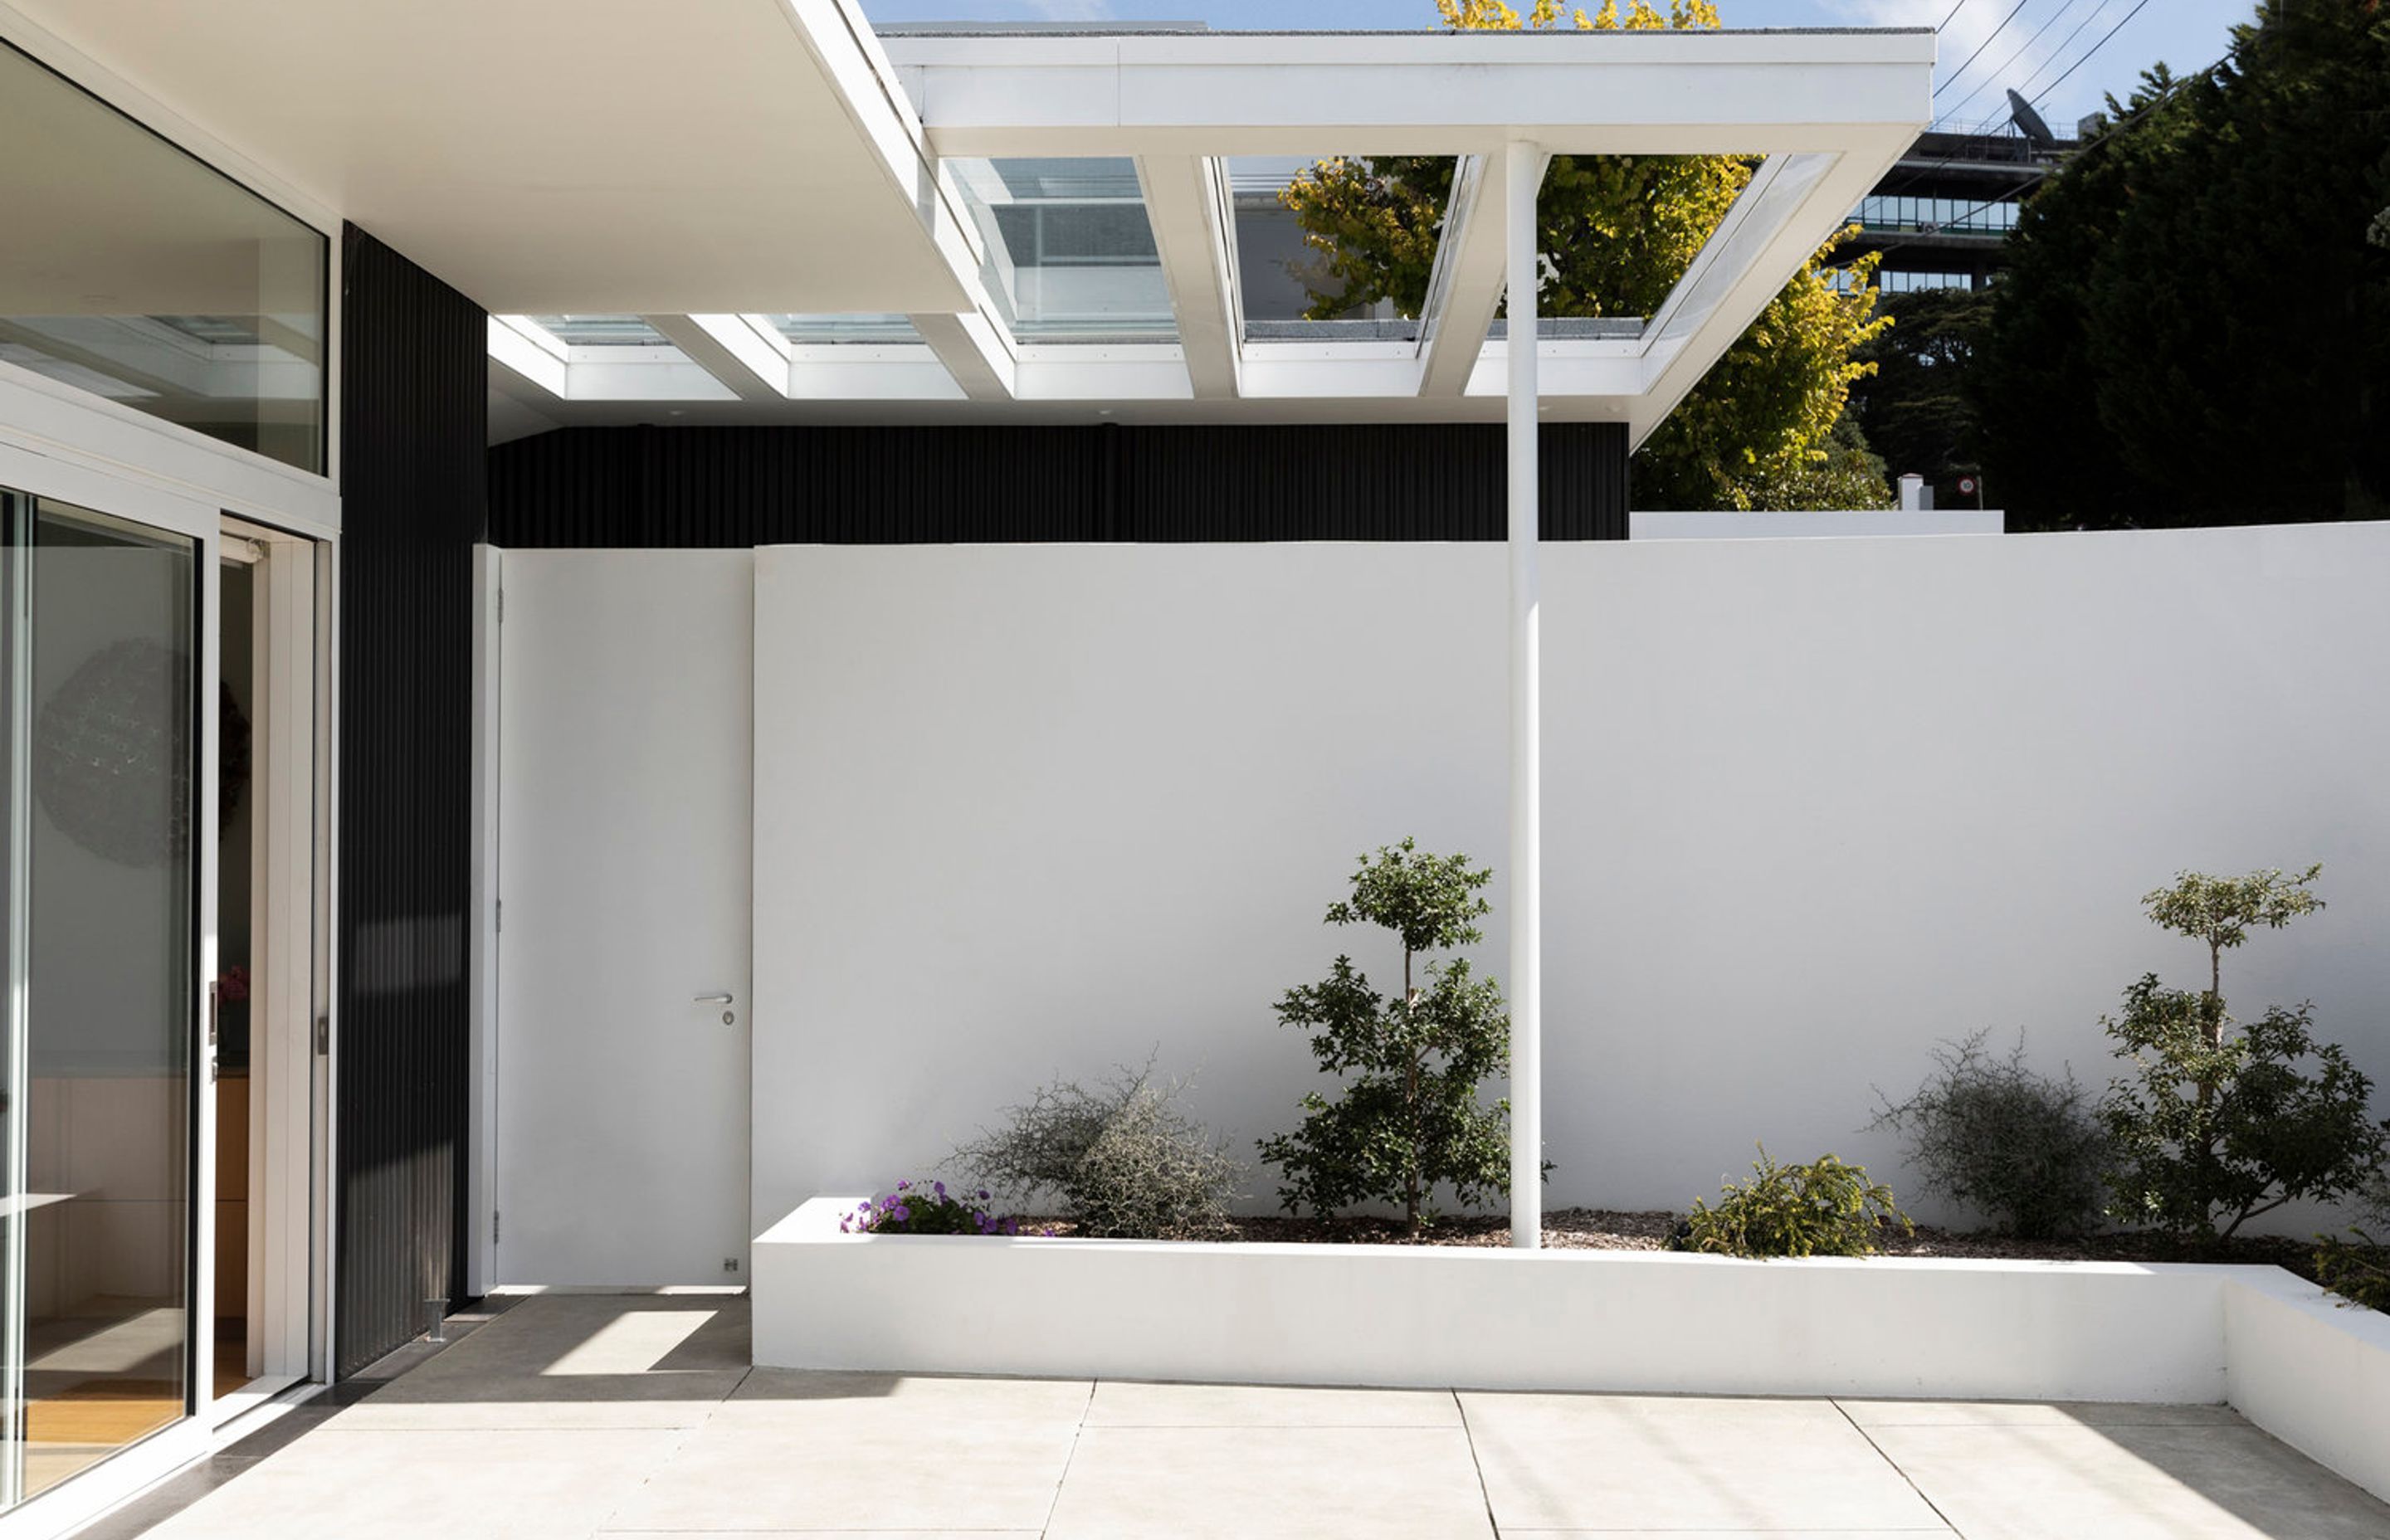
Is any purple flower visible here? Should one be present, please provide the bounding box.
[893,1205,911,1223]
[896,1178,910,1191]
[933,1181,947,1199]
[978,1190,991,1201]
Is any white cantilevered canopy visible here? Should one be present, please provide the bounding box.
[480,21,1931,441]
[0,2,1930,436]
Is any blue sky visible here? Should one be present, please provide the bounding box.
[858,0,2257,134]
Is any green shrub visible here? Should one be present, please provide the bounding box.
[2099,865,2389,1240]
[954,1063,1242,1240]
[1871,1030,2109,1239]
[1257,839,1515,1235]
[2314,1171,2390,1313]
[1676,1147,1911,1259]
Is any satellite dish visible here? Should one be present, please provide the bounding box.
[2007,89,2058,149]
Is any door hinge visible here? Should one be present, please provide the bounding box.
[315,1014,330,1055]
[495,899,502,933]
[493,1211,501,1244]
[495,586,505,623]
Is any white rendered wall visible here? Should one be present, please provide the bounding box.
[750,523,2390,1233]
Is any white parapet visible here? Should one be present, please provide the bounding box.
[755,1196,2390,1506]
[1629,508,2002,538]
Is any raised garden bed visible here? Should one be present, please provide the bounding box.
[1017,1206,2339,1277]
[755,1193,2390,1509]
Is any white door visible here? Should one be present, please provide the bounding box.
[495,550,752,1285]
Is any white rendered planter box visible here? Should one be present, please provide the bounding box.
[756,1196,2390,1505]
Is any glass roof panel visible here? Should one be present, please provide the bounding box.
[529,314,669,346]
[768,313,920,344]
[948,158,1176,344]
[1234,154,1450,327]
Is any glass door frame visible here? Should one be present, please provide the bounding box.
[0,439,237,1538]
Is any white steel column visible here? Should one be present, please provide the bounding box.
[1505,140,1543,1250]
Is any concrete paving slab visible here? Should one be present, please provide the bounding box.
[1045,1424,1493,1540]
[724,1367,1091,1424]
[1461,1391,1944,1533]
[1840,1398,2246,1429]
[1871,1421,2390,1540]
[328,1295,749,1430]
[1085,1380,1461,1427]
[605,1409,1079,1532]
[133,1427,687,1540]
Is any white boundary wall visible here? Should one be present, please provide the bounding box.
[754,1197,2390,1505]
[752,524,2390,1234]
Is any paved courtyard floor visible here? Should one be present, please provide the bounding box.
[75,1293,2390,1539]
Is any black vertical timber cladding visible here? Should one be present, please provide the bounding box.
[337,226,484,1377]
[485,422,1627,546]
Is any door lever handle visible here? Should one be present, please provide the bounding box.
[693,992,734,1005]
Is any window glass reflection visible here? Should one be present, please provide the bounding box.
[0,44,324,473]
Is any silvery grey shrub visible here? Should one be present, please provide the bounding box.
[954,1061,1243,1240]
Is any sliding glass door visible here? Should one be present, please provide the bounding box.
[1,485,199,1510]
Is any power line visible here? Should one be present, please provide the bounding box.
[1840,52,2217,276]
[1934,0,2032,100]
[1933,0,2089,130]
[1935,0,1972,30]
[2032,0,2158,108]
[2016,0,2119,100]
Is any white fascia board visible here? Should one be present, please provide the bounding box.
[1241,351,1437,401]
[788,347,968,402]
[888,29,1934,158]
[1415,154,1508,398]
[1012,348,1193,403]
[1136,156,1241,398]
[564,357,739,403]
[1463,343,1644,399]
[644,314,791,402]
[487,317,568,398]
[778,0,983,309]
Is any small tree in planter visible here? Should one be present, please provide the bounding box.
[2100,865,2389,1240]
[1259,839,1514,1235]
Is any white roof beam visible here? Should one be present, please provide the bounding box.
[643,314,790,402]
[488,315,567,398]
[1414,154,1511,398]
[910,309,1017,400]
[1135,156,1241,398]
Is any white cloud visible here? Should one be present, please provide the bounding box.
[1027,0,1118,17]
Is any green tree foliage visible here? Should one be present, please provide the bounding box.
[1846,287,1993,509]
[1976,2,2390,529]
[2314,1170,2390,1312]
[1280,0,1890,512]
[1258,839,1514,1235]
[1675,1148,1911,1259]
[2099,865,2389,1240]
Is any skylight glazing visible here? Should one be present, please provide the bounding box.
[768,314,920,344]
[949,158,1175,344]
[529,314,670,346]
